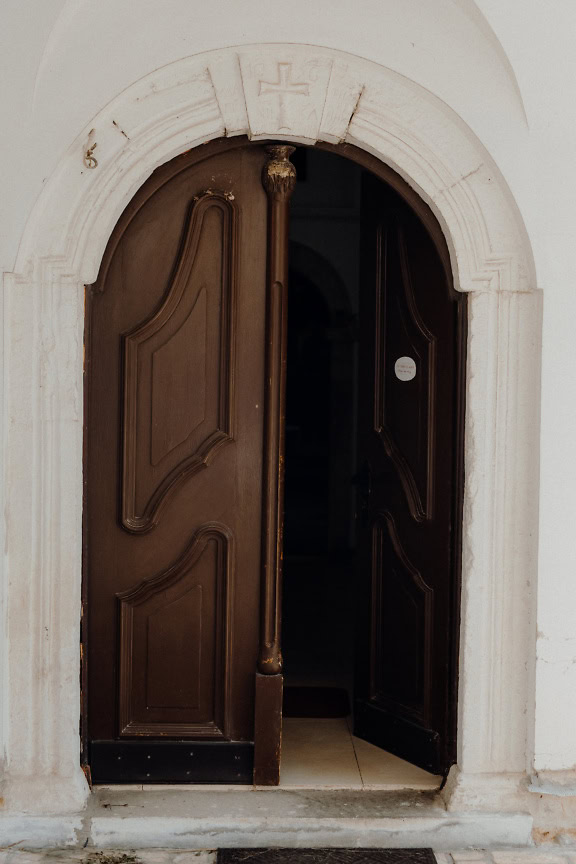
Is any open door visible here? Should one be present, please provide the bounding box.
[84,139,292,785]
[84,136,461,785]
[353,171,466,775]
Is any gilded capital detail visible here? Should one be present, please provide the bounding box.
[262,145,297,200]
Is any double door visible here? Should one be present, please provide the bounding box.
[83,138,464,784]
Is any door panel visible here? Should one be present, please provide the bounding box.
[85,141,268,783]
[122,192,237,532]
[370,513,433,715]
[373,226,435,521]
[354,171,465,775]
[117,524,232,736]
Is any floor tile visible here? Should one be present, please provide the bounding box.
[280,717,362,788]
[352,734,442,789]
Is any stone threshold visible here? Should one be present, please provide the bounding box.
[0,788,533,850]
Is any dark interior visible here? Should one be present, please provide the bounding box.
[282,148,363,709]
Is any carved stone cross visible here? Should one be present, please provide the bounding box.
[259,63,309,130]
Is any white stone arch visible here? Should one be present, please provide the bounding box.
[2,44,540,817]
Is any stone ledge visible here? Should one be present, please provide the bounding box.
[0,789,532,851]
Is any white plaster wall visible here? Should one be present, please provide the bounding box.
[0,0,529,276]
[475,2,576,773]
[1,0,575,774]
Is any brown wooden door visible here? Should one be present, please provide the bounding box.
[353,170,466,775]
[84,140,270,783]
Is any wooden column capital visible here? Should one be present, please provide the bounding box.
[262,145,297,201]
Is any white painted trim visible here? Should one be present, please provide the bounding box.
[1,44,539,816]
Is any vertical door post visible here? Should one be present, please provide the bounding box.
[254,144,296,785]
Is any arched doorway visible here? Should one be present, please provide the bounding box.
[1,43,538,820]
[83,136,465,787]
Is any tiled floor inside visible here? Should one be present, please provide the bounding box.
[280,716,442,789]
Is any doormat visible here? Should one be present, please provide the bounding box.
[282,686,350,718]
[218,850,436,864]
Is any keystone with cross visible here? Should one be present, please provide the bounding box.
[259,63,310,130]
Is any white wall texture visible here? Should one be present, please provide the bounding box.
[1,0,575,778]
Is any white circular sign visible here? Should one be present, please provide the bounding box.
[394,356,417,381]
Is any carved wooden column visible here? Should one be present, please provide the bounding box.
[254,144,296,786]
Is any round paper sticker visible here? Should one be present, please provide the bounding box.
[394,356,417,381]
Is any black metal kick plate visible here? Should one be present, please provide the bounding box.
[90,739,254,784]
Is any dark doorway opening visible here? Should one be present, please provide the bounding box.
[283,149,361,706]
[280,145,464,786]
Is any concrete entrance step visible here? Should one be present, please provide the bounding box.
[0,788,533,850]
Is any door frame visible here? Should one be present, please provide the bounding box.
[1,44,539,815]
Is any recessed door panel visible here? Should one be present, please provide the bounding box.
[117,524,232,736]
[123,193,236,532]
[370,513,432,717]
[373,225,435,521]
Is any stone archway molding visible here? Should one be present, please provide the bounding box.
[2,44,540,818]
